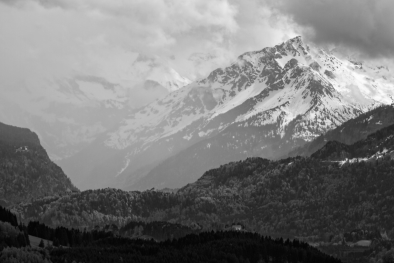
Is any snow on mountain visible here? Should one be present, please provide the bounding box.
[108,36,393,149]
[60,36,394,190]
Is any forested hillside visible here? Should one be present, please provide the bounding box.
[15,189,179,228]
[0,122,78,206]
[16,158,394,241]
[2,204,342,263]
[120,220,198,241]
[13,121,394,244]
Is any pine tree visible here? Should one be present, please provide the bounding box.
[39,239,45,248]
[53,237,60,247]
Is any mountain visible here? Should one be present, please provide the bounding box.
[0,122,78,207]
[64,36,394,190]
[287,104,394,157]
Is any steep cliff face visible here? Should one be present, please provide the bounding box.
[0,122,78,206]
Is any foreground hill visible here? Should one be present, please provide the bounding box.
[0,122,78,206]
[49,232,341,263]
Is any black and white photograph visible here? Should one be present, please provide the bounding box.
[0,0,394,262]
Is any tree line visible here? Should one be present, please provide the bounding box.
[0,206,18,227]
[27,221,113,247]
[0,206,30,250]
[50,231,342,263]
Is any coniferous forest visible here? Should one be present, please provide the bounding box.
[50,232,341,263]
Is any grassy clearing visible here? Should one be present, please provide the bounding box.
[29,235,52,248]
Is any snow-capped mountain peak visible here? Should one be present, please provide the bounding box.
[106,36,394,150]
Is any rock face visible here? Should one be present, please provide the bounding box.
[0,122,78,206]
[61,36,394,190]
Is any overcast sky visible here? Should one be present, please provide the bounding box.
[1,0,393,88]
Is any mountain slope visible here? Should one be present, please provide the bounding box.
[0,122,78,206]
[288,104,394,157]
[311,122,394,161]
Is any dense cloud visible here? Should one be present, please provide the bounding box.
[1,0,393,94]
[0,0,295,90]
[269,0,394,58]
[0,0,237,84]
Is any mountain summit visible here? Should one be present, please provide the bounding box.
[61,36,394,190]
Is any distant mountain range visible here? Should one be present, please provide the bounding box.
[56,36,394,191]
[0,122,78,207]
